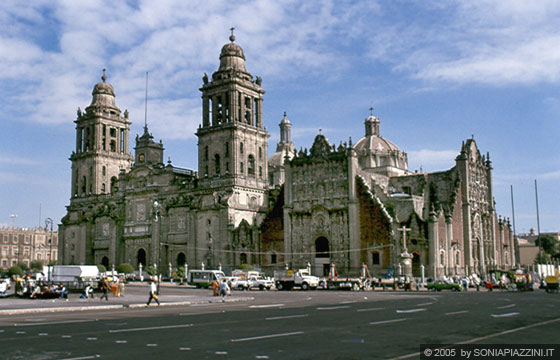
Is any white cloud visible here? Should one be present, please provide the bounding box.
[407,149,457,171]
[0,154,39,166]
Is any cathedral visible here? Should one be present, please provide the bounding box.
[59,33,516,279]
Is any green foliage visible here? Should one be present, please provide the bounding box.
[8,266,22,276]
[535,234,558,255]
[116,263,134,274]
[176,266,185,279]
[30,260,44,272]
[97,264,106,273]
[534,252,550,264]
[17,262,29,272]
[48,260,57,266]
[240,263,254,270]
[146,265,157,276]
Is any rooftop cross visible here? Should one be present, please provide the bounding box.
[229,27,236,42]
[369,106,374,116]
[101,68,107,82]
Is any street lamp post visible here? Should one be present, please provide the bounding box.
[45,217,54,283]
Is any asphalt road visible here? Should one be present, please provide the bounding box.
[1,289,559,359]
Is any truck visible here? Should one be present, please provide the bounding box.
[187,269,225,288]
[274,268,320,290]
[41,265,99,290]
[247,275,274,290]
[323,264,368,291]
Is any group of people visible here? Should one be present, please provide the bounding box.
[212,278,231,301]
[11,275,69,299]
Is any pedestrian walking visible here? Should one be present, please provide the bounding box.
[147,279,160,306]
[219,278,230,302]
[99,276,110,301]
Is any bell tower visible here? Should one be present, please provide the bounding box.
[70,70,133,197]
[196,29,269,189]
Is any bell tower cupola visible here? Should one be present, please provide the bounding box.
[196,29,269,190]
[70,69,133,198]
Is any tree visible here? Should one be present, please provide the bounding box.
[535,234,558,255]
[176,266,186,284]
[8,266,22,276]
[30,260,44,272]
[97,264,106,273]
[17,262,29,272]
[146,265,157,276]
[117,263,134,274]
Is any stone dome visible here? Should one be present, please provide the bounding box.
[354,114,408,175]
[218,34,247,72]
[90,70,117,108]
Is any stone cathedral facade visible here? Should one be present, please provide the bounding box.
[59,34,516,279]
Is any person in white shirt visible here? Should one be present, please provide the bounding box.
[147,279,160,306]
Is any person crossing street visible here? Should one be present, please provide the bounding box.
[146,279,160,306]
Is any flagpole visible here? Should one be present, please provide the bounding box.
[534,179,541,257]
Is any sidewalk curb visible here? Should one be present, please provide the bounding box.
[0,297,255,315]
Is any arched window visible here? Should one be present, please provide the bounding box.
[259,166,263,178]
[240,142,244,154]
[101,256,109,268]
[102,166,106,177]
[204,146,208,161]
[214,154,220,175]
[101,183,106,193]
[240,162,244,174]
[248,155,255,175]
[110,176,118,192]
[225,142,229,157]
[240,253,248,265]
[258,147,262,159]
[271,253,277,264]
[371,251,380,265]
[81,176,87,194]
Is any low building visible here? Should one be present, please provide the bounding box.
[0,227,58,269]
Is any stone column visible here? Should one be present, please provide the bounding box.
[428,209,439,279]
[446,215,453,276]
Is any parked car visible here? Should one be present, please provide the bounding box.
[225,276,249,290]
[426,280,462,291]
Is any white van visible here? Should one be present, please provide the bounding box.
[187,270,226,288]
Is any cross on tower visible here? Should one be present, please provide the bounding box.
[229,27,236,42]
[369,106,374,116]
[398,225,411,252]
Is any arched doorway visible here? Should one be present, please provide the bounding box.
[177,252,186,268]
[240,253,248,265]
[101,256,109,268]
[412,251,421,277]
[137,248,146,267]
[315,237,330,276]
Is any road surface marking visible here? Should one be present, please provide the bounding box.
[115,340,127,344]
[231,331,304,342]
[15,319,94,327]
[265,314,308,320]
[445,310,469,316]
[24,318,46,322]
[491,312,519,318]
[396,308,426,313]
[16,331,26,334]
[357,307,385,312]
[110,324,193,333]
[179,311,224,316]
[316,305,350,311]
[179,347,191,351]
[216,351,228,355]
[87,337,97,341]
[60,355,100,360]
[340,300,357,304]
[61,335,72,338]
[146,344,157,347]
[38,333,48,336]
[249,304,284,308]
[497,304,516,309]
[370,318,408,325]
[390,317,560,359]
[416,302,433,306]
[256,356,270,359]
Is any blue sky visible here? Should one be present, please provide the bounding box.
[0,1,558,234]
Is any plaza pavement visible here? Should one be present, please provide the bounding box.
[0,282,255,316]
